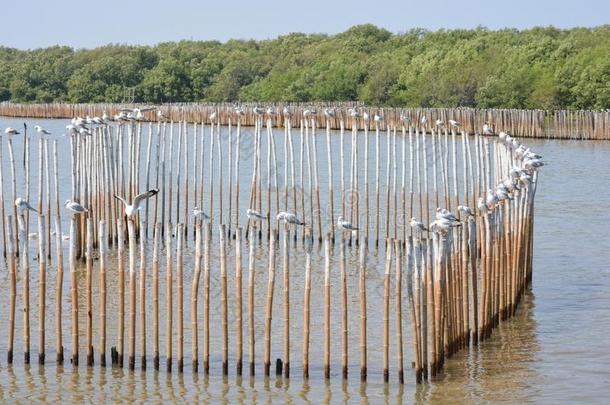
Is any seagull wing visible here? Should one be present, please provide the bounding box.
[133,188,159,209]
[114,195,129,207]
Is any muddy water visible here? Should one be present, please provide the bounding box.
[0,118,608,403]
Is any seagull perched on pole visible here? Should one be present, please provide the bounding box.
[246,208,266,221]
[483,122,493,135]
[282,107,291,118]
[193,207,210,221]
[435,119,444,127]
[449,119,460,128]
[5,127,20,136]
[337,216,358,231]
[457,205,474,217]
[64,200,88,214]
[323,108,335,118]
[420,115,427,125]
[277,211,305,226]
[374,114,383,122]
[253,107,265,116]
[486,189,498,209]
[477,197,488,214]
[34,125,51,137]
[436,208,461,224]
[410,217,428,232]
[15,197,37,214]
[115,188,159,218]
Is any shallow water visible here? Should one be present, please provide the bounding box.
[0,118,608,403]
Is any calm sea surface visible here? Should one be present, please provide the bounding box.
[0,118,608,403]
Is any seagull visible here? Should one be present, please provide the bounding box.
[246,208,266,221]
[495,186,513,201]
[477,197,488,214]
[209,111,217,121]
[362,112,369,121]
[420,115,427,125]
[449,119,460,127]
[91,116,105,125]
[348,108,361,118]
[253,107,265,116]
[157,110,166,121]
[337,216,358,231]
[436,208,460,224]
[409,217,428,232]
[102,111,112,122]
[519,172,532,185]
[282,107,291,117]
[65,125,78,136]
[483,122,493,135]
[114,188,159,218]
[34,125,51,136]
[486,189,499,208]
[523,158,544,170]
[400,114,410,124]
[323,108,335,118]
[429,218,461,234]
[64,200,88,214]
[303,109,316,117]
[435,119,444,127]
[374,114,383,122]
[15,197,37,214]
[457,205,474,217]
[193,207,210,221]
[276,211,305,226]
[266,107,277,116]
[79,127,92,136]
[4,127,20,136]
[235,107,245,116]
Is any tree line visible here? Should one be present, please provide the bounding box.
[0,24,608,110]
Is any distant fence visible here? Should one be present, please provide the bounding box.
[1,102,609,140]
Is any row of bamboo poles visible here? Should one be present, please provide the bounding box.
[1,102,608,139]
[0,112,542,384]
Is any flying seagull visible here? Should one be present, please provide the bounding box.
[115,188,159,217]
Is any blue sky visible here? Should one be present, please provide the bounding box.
[3,0,609,49]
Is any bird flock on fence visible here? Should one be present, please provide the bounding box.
[0,105,544,384]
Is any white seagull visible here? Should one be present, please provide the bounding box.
[409,217,428,232]
[435,119,444,127]
[193,207,210,220]
[374,114,383,122]
[253,107,265,116]
[457,205,474,217]
[276,211,305,226]
[420,115,427,125]
[114,188,159,218]
[64,200,88,214]
[34,125,51,136]
[15,197,37,214]
[323,108,335,118]
[5,127,20,136]
[246,208,267,221]
[483,122,493,135]
[477,197,488,214]
[449,119,460,127]
[486,189,498,208]
[337,216,358,231]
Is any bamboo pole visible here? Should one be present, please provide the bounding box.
[116,218,125,367]
[7,218,16,364]
[282,225,290,377]
[235,227,243,375]
[166,222,173,372]
[395,239,404,384]
[383,239,392,383]
[99,220,107,366]
[153,222,161,370]
[176,223,184,372]
[86,219,94,366]
[359,239,368,381]
[69,216,79,366]
[219,224,228,375]
[303,228,313,379]
[37,216,47,364]
[127,217,137,370]
[340,234,348,379]
[191,220,202,372]
[264,229,276,376]
[247,222,256,376]
[203,222,211,374]
[18,213,30,364]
